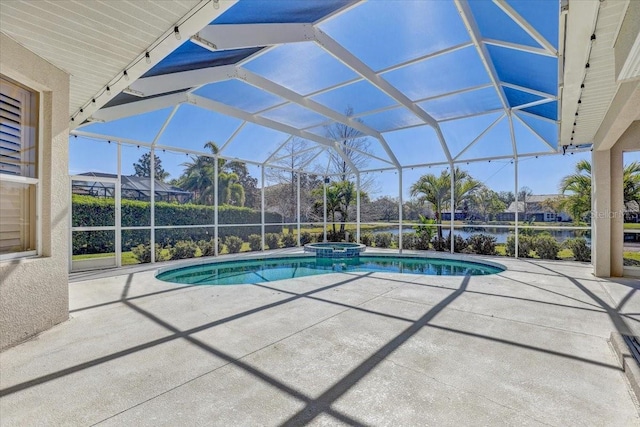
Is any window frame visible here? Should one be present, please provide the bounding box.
[0,75,41,262]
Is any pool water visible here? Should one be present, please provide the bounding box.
[156,256,503,285]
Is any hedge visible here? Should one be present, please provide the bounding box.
[72,195,282,254]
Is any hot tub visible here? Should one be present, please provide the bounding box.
[303,242,366,258]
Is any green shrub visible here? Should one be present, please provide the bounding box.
[197,238,220,257]
[170,240,198,260]
[448,234,468,253]
[282,233,297,248]
[564,237,591,262]
[533,233,560,260]
[401,233,417,250]
[131,244,163,263]
[466,234,497,255]
[374,232,392,248]
[225,236,244,254]
[505,234,534,258]
[326,230,345,242]
[248,234,262,251]
[360,232,373,246]
[431,236,447,252]
[265,233,281,249]
[414,215,436,244]
[300,231,313,245]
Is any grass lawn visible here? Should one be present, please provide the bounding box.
[624,252,640,261]
[72,251,139,265]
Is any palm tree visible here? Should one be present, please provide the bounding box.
[410,167,480,239]
[560,160,640,223]
[178,142,245,206]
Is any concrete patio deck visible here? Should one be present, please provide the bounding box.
[1,250,639,426]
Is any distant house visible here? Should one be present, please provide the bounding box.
[441,210,467,221]
[497,194,571,222]
[72,172,192,203]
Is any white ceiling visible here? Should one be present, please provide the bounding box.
[0,0,199,114]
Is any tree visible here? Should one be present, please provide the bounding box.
[497,191,515,207]
[265,138,319,230]
[471,187,506,222]
[559,160,592,223]
[132,152,169,181]
[325,107,378,192]
[227,161,259,208]
[559,160,640,223]
[409,167,481,239]
[177,142,246,206]
[311,180,360,236]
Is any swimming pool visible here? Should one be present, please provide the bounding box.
[156,255,504,286]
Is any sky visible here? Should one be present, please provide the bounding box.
[69,0,639,201]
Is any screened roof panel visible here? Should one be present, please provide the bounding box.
[502,86,546,108]
[383,125,448,166]
[78,0,564,171]
[458,118,514,160]
[310,80,398,116]
[359,107,424,133]
[193,80,286,114]
[520,101,558,121]
[243,42,358,96]
[221,122,291,162]
[212,0,354,25]
[81,107,174,143]
[513,118,554,154]
[319,0,471,71]
[103,89,189,109]
[439,112,505,158]
[467,0,542,49]
[260,103,328,129]
[155,104,243,152]
[142,42,262,78]
[381,46,491,101]
[488,45,558,95]
[418,87,503,121]
[515,112,557,147]
[508,0,559,49]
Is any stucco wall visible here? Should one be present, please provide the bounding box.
[593,120,640,277]
[0,34,70,350]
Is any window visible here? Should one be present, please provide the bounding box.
[0,76,38,259]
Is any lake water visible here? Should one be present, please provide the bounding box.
[373,227,591,244]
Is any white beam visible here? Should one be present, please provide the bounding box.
[455,0,511,115]
[482,38,555,57]
[501,82,557,100]
[70,0,238,129]
[219,122,247,154]
[312,27,454,163]
[493,0,558,55]
[151,105,180,146]
[188,93,359,172]
[236,67,402,169]
[512,98,555,111]
[197,23,313,50]
[130,65,235,97]
[91,91,189,122]
[263,135,295,164]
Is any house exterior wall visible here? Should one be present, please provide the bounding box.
[593,120,640,277]
[0,34,70,350]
